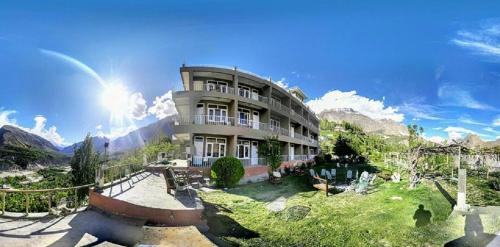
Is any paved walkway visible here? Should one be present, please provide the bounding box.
[100,171,199,209]
[0,210,144,247]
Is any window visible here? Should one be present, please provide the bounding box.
[238,86,251,98]
[237,140,250,159]
[238,108,250,126]
[207,80,228,93]
[270,118,280,131]
[205,137,226,158]
[208,104,228,124]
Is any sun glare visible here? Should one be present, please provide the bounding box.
[101,83,130,119]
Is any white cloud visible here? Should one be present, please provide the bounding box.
[437,84,494,110]
[458,116,487,126]
[306,90,404,122]
[483,127,500,135]
[29,115,66,147]
[0,109,17,126]
[423,134,447,144]
[128,92,148,120]
[494,116,500,126]
[398,101,442,120]
[443,126,477,141]
[0,109,66,147]
[274,78,289,89]
[452,25,500,58]
[148,90,178,119]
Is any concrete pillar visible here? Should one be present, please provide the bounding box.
[228,135,238,157]
[455,168,468,211]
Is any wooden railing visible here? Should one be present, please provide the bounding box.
[0,183,94,216]
[101,163,145,185]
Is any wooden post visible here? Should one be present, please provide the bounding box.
[1,192,5,215]
[325,181,328,197]
[25,192,29,215]
[74,188,78,212]
[48,192,52,214]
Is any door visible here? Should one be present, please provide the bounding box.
[193,137,204,165]
[251,142,258,165]
[290,144,295,161]
[195,104,204,124]
[253,111,260,129]
[290,125,294,138]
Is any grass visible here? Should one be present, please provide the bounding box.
[199,163,499,246]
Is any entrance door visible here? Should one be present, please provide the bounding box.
[290,125,295,138]
[193,136,204,166]
[195,104,204,124]
[251,141,258,165]
[253,111,260,129]
[290,144,295,161]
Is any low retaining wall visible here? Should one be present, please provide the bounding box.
[88,190,204,226]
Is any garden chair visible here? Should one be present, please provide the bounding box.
[325,171,336,186]
[320,169,326,177]
[309,169,318,177]
[165,167,192,198]
[270,171,282,184]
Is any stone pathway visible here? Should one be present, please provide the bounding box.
[266,196,287,212]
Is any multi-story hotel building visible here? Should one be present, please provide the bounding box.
[173,65,319,169]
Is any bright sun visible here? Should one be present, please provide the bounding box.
[101,83,130,118]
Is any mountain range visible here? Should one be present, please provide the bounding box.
[0,125,59,152]
[460,134,500,149]
[318,108,409,137]
[60,115,176,155]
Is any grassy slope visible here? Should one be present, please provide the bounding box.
[200,164,499,246]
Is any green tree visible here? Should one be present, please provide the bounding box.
[258,135,282,171]
[70,134,100,200]
[407,124,424,189]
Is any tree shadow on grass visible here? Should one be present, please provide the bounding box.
[434,180,456,210]
[225,175,316,203]
[201,200,259,246]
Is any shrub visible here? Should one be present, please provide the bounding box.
[324,154,332,163]
[211,157,245,188]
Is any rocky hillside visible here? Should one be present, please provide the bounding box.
[461,134,500,149]
[109,116,175,154]
[61,116,176,156]
[318,108,409,137]
[0,125,59,152]
[59,136,110,155]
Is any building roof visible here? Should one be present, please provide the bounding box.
[288,86,308,101]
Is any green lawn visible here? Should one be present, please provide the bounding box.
[199,164,499,246]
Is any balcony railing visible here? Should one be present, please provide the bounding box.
[175,115,319,146]
[189,155,315,167]
[270,98,290,113]
[192,83,235,95]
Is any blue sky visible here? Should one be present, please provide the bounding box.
[0,0,500,146]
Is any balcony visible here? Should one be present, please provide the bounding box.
[192,83,235,95]
[174,115,319,146]
[269,98,290,113]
